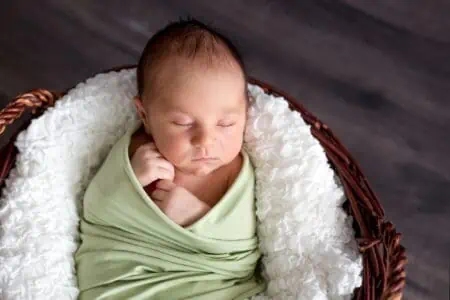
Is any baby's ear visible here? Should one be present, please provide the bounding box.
[134,96,152,135]
[134,96,146,119]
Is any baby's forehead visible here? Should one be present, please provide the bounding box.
[149,49,242,78]
[143,55,246,98]
[142,68,247,116]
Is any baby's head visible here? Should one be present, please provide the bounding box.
[134,18,249,177]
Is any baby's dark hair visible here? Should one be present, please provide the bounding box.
[136,18,248,98]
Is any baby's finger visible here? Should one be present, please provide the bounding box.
[141,150,162,161]
[137,151,162,162]
[155,167,175,181]
[156,179,177,191]
[151,189,168,202]
[153,158,175,175]
[136,142,156,151]
[137,143,159,154]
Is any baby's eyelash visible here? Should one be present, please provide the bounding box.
[218,123,235,127]
[173,122,193,127]
[172,122,235,127]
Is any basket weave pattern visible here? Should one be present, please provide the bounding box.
[0,69,406,300]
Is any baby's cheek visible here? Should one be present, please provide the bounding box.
[222,133,243,159]
[164,136,190,160]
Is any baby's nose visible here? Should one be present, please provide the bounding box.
[192,127,216,147]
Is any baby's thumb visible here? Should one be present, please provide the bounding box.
[156,179,177,191]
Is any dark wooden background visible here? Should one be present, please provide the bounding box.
[1,1,449,299]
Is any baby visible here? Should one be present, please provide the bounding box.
[130,19,249,227]
[76,19,265,300]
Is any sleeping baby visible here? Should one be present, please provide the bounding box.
[75,19,266,299]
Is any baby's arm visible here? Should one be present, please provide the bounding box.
[130,143,210,226]
[151,180,211,227]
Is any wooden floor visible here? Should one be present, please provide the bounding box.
[1,1,449,299]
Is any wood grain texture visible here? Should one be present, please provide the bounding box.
[0,1,449,299]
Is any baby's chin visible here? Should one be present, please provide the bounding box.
[180,165,218,177]
[176,161,224,177]
[190,168,213,177]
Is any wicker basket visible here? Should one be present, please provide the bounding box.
[0,66,406,300]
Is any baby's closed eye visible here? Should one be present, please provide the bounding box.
[171,120,236,128]
[217,121,235,127]
[173,121,193,127]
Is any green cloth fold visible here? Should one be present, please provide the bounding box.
[75,123,266,299]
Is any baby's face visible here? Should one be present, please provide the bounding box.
[140,63,247,177]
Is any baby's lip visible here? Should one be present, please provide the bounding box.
[192,157,218,161]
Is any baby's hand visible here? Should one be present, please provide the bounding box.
[130,143,175,187]
[151,180,211,227]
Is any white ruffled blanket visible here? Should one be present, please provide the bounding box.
[0,69,362,299]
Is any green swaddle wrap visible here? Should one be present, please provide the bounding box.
[75,123,266,299]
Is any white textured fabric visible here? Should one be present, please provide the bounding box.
[0,69,362,299]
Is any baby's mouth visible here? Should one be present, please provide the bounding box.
[192,157,218,162]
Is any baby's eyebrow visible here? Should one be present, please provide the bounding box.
[222,107,241,114]
[163,106,191,115]
[168,108,190,115]
[167,107,241,116]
